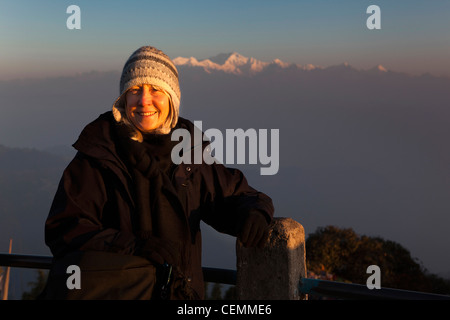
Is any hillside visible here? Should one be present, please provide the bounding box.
[0,145,70,254]
[0,145,70,299]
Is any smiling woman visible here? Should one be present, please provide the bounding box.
[41,45,274,300]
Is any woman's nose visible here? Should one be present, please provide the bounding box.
[139,88,154,106]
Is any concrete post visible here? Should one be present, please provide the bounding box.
[236,217,307,300]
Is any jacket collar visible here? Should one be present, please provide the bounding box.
[73,112,129,173]
[72,112,210,175]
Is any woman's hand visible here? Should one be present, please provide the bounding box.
[239,211,269,248]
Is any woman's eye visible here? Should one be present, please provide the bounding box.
[152,89,164,95]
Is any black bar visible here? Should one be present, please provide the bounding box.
[0,253,237,285]
[0,253,52,269]
[202,267,236,285]
[300,277,450,300]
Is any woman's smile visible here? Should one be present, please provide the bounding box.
[138,111,158,117]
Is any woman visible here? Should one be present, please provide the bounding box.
[42,46,274,300]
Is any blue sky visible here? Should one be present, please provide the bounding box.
[1,0,449,79]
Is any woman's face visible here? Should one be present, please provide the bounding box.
[125,84,170,132]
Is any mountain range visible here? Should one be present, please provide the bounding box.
[173,52,387,75]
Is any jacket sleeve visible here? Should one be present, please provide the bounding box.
[45,153,138,258]
[200,163,274,236]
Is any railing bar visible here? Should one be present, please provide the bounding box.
[202,267,237,285]
[300,277,450,300]
[0,253,237,285]
[0,253,53,269]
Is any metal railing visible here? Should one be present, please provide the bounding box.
[1,253,450,300]
[0,253,237,286]
[299,277,450,300]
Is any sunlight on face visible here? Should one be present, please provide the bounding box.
[125,84,170,132]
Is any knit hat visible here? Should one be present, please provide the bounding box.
[112,46,181,132]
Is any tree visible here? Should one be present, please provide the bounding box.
[209,283,223,300]
[223,285,237,300]
[306,226,450,294]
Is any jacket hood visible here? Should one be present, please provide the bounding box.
[73,112,126,170]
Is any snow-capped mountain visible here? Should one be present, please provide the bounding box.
[173,52,389,76]
[173,52,318,75]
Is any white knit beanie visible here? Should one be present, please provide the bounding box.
[112,46,181,132]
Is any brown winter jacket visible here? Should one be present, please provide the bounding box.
[43,112,274,300]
